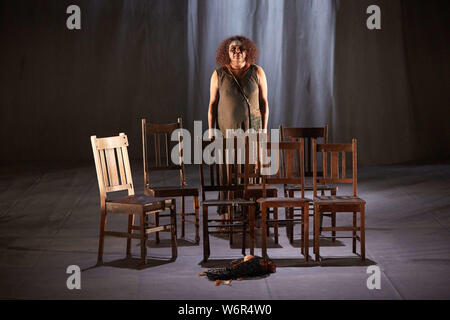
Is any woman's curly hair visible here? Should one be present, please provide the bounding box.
[216,35,258,66]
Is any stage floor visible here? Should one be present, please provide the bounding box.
[0,163,449,299]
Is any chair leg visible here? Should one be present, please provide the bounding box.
[97,208,107,265]
[360,206,365,261]
[261,204,268,259]
[140,211,147,265]
[194,196,200,244]
[229,205,234,246]
[181,196,185,239]
[313,205,316,255]
[320,212,323,234]
[288,190,294,243]
[303,203,309,261]
[202,205,210,263]
[331,210,336,242]
[154,212,160,244]
[314,204,320,262]
[170,202,178,261]
[241,207,247,256]
[249,205,255,256]
[273,207,279,245]
[290,207,295,244]
[352,211,357,254]
[300,206,304,255]
[126,214,134,258]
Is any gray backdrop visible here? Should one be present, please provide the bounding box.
[1,0,449,165]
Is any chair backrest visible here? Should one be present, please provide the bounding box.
[91,133,134,201]
[280,125,327,177]
[312,138,358,197]
[261,139,305,198]
[197,136,251,201]
[142,118,184,188]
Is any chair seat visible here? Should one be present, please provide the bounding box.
[107,195,173,212]
[239,185,278,198]
[248,185,276,190]
[314,195,365,204]
[201,198,255,206]
[257,197,310,205]
[286,184,337,191]
[145,185,199,197]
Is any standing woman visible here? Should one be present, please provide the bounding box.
[208,35,269,135]
[207,35,269,219]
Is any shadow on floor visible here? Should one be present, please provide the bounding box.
[198,257,316,269]
[199,256,376,268]
[145,238,198,247]
[229,237,283,249]
[318,256,376,267]
[83,257,174,271]
[199,258,242,268]
[268,258,318,267]
[291,238,346,248]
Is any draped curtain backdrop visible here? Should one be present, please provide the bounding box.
[1,0,448,165]
[187,0,335,140]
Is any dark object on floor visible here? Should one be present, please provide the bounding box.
[205,255,276,281]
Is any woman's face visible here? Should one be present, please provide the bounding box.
[228,40,247,64]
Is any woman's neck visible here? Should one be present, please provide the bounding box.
[229,61,247,70]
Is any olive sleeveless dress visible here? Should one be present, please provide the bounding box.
[215,65,262,215]
[215,64,262,131]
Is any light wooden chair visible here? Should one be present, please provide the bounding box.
[280,125,337,243]
[257,139,310,260]
[312,138,366,261]
[142,118,200,244]
[91,133,177,265]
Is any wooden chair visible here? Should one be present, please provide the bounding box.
[91,133,177,265]
[280,125,337,243]
[198,136,256,263]
[257,139,310,260]
[231,132,279,243]
[312,138,366,261]
[142,118,200,244]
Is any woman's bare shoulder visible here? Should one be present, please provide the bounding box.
[253,65,266,85]
[254,64,265,73]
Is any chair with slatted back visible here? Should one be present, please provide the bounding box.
[198,136,256,263]
[91,133,177,265]
[231,131,280,243]
[312,138,366,262]
[257,139,310,260]
[142,118,200,244]
[279,125,337,243]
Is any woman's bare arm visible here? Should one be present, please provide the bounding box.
[208,71,219,137]
[257,66,269,130]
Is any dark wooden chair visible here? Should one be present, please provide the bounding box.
[198,136,256,262]
[280,125,337,242]
[142,118,200,244]
[231,132,280,242]
[91,133,177,265]
[312,138,366,261]
[257,139,310,260]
